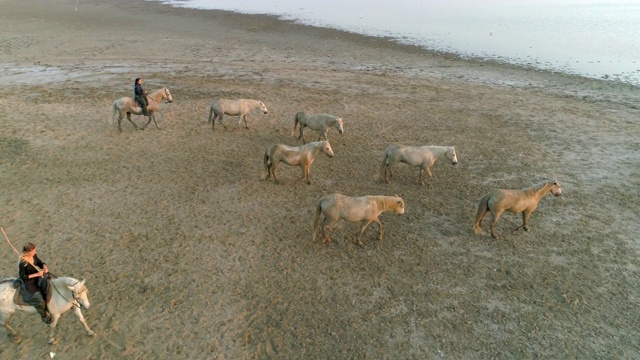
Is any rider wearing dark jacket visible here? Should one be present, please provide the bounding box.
[134,78,149,116]
[18,243,52,324]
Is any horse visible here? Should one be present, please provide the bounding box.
[110,87,173,132]
[0,276,93,344]
[378,145,458,185]
[207,98,268,130]
[292,112,344,143]
[473,180,563,240]
[262,141,334,184]
[312,193,405,246]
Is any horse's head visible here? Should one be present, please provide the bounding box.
[550,180,562,196]
[393,195,405,215]
[335,118,344,134]
[322,141,335,158]
[449,146,458,165]
[164,88,173,103]
[259,101,268,114]
[68,279,90,310]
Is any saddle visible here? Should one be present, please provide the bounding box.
[9,277,52,306]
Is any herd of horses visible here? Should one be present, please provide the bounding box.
[110,87,562,245]
[0,86,562,345]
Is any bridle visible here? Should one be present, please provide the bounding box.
[147,88,171,104]
[50,277,85,310]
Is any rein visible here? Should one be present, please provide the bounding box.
[49,277,84,310]
[145,89,169,104]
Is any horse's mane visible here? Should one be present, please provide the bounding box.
[307,141,327,148]
[54,276,82,287]
[525,180,555,191]
[371,196,402,210]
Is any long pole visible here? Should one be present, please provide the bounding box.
[1,227,20,255]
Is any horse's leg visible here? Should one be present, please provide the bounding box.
[302,164,312,185]
[272,162,280,183]
[3,313,21,343]
[218,114,227,129]
[490,209,505,240]
[126,113,139,130]
[419,164,433,186]
[141,113,153,130]
[47,313,61,345]
[386,162,397,184]
[151,113,162,130]
[474,210,488,234]
[73,306,95,337]
[321,217,337,244]
[513,210,533,233]
[299,127,306,143]
[242,115,250,129]
[356,220,374,246]
[374,218,384,240]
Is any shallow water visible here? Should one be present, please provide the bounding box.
[154,0,640,85]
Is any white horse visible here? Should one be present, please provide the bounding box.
[110,87,173,132]
[378,145,458,185]
[207,98,268,130]
[292,112,344,143]
[0,276,93,344]
[312,193,405,246]
[262,141,334,184]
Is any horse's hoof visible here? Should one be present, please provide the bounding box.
[48,338,58,345]
[8,334,21,343]
[87,330,95,336]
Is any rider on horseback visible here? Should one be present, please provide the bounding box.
[134,77,149,116]
[18,243,53,324]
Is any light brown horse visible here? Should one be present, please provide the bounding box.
[262,141,334,184]
[208,98,268,130]
[110,87,173,132]
[312,193,405,245]
[378,145,458,185]
[473,180,562,240]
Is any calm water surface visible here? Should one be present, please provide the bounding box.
[155,0,640,85]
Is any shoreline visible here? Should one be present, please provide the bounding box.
[153,0,640,87]
[2,0,638,108]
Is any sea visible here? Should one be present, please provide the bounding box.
[152,0,640,86]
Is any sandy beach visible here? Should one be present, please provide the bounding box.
[1,0,639,358]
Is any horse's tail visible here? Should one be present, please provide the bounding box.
[110,101,118,124]
[473,194,491,234]
[312,197,324,242]
[208,105,214,124]
[292,111,303,136]
[261,147,272,180]
[375,149,389,180]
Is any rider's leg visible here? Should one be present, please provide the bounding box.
[27,293,52,324]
